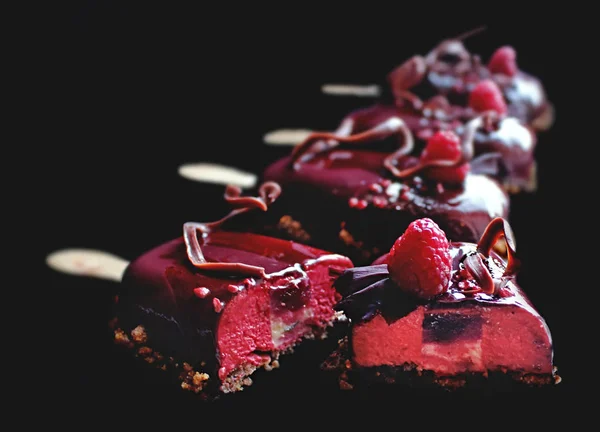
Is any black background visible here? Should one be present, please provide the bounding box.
[23,2,585,426]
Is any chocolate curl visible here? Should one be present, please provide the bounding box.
[183,181,282,278]
[384,112,492,179]
[464,217,520,295]
[291,117,414,171]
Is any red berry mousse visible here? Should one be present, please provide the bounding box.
[262,115,509,266]
[112,182,353,398]
[328,217,560,390]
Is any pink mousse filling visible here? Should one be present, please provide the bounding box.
[352,304,553,376]
[217,260,349,380]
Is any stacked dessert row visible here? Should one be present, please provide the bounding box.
[111,34,559,400]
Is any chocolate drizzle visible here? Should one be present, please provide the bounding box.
[291,117,414,171]
[463,216,519,295]
[334,217,520,323]
[183,181,282,277]
[292,112,500,182]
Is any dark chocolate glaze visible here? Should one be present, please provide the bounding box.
[334,242,540,325]
[333,38,553,194]
[116,230,352,378]
[262,151,508,266]
[337,101,537,192]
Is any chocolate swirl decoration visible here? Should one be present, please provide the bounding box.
[183,181,282,278]
[387,26,486,109]
[334,216,519,323]
[291,111,499,181]
[463,216,519,295]
[290,117,414,171]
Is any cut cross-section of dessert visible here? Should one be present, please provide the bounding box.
[262,114,509,265]
[112,181,354,399]
[326,217,560,391]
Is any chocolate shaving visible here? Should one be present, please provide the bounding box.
[334,264,423,323]
[334,264,390,298]
[463,253,495,295]
[477,217,519,276]
[334,217,521,323]
[291,117,414,171]
[183,181,282,278]
[464,217,520,295]
[334,265,390,322]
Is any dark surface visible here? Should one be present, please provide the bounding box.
[26,2,583,426]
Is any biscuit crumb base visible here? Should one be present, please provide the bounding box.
[112,318,332,400]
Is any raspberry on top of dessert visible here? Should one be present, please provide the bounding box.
[113,181,353,398]
[263,114,509,265]
[329,217,559,390]
[386,29,554,131]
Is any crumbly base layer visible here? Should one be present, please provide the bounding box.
[111,316,336,400]
[112,322,215,399]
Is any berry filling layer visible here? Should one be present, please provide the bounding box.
[114,182,353,395]
[333,218,558,388]
[119,232,353,393]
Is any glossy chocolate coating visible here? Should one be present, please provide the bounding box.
[262,151,509,266]
[332,240,556,387]
[338,102,537,192]
[339,243,541,324]
[116,230,352,377]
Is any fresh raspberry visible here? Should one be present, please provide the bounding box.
[420,130,470,185]
[488,46,518,77]
[468,79,508,114]
[387,218,452,300]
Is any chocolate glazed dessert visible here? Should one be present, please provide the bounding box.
[385,28,554,131]
[330,29,552,194]
[111,181,353,400]
[262,113,509,266]
[324,217,560,392]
